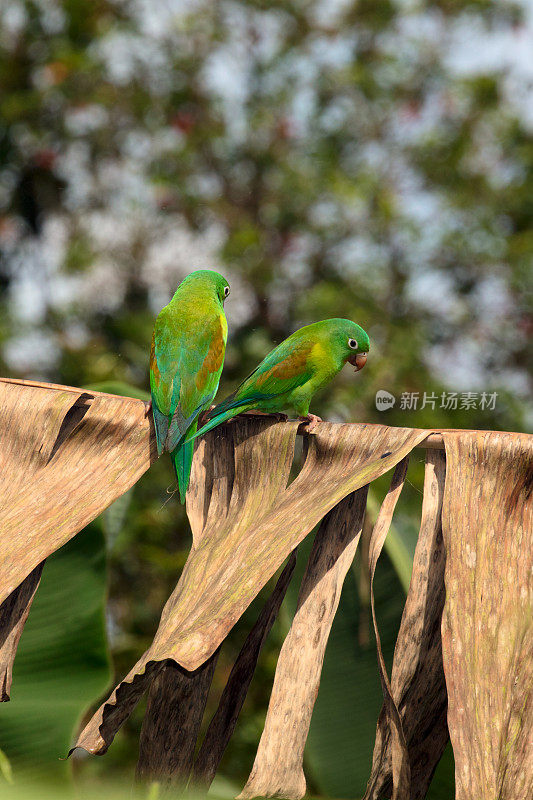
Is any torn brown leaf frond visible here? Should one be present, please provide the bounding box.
[136,650,220,786]
[75,419,432,756]
[0,379,157,606]
[239,487,368,800]
[192,551,298,789]
[0,563,44,702]
[3,377,531,799]
[441,431,533,800]
[365,450,448,800]
[366,457,411,800]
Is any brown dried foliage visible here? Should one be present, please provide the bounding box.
[365,450,448,800]
[239,487,369,800]
[75,419,429,756]
[1,378,531,800]
[441,432,533,800]
[0,378,156,605]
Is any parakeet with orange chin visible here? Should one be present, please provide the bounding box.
[149,269,230,502]
[190,318,369,440]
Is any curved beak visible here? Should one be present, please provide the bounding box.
[348,352,368,372]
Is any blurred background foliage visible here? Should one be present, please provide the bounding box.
[0,0,531,797]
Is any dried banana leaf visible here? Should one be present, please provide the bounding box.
[0,563,44,701]
[191,551,298,788]
[441,431,533,800]
[365,449,448,800]
[239,487,368,800]
[74,419,432,755]
[0,379,156,605]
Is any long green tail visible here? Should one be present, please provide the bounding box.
[186,405,249,443]
[171,421,197,503]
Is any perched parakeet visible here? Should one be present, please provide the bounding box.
[190,318,369,440]
[149,269,230,502]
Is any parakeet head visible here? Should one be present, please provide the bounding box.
[178,269,230,305]
[327,318,370,372]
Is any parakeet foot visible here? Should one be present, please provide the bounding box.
[144,400,152,417]
[298,413,322,431]
[198,404,216,426]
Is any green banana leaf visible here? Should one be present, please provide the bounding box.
[0,747,13,784]
[426,743,455,799]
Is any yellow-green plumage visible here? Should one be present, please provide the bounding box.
[149,270,229,502]
[192,318,369,440]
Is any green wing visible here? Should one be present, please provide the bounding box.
[191,336,314,440]
[223,336,314,408]
[150,306,226,455]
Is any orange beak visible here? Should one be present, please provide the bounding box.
[348,352,368,372]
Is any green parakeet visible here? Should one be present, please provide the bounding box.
[190,318,369,440]
[149,269,230,502]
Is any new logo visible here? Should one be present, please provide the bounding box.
[375,390,395,410]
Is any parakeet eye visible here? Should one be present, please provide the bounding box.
[348,338,358,349]
[224,285,230,297]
